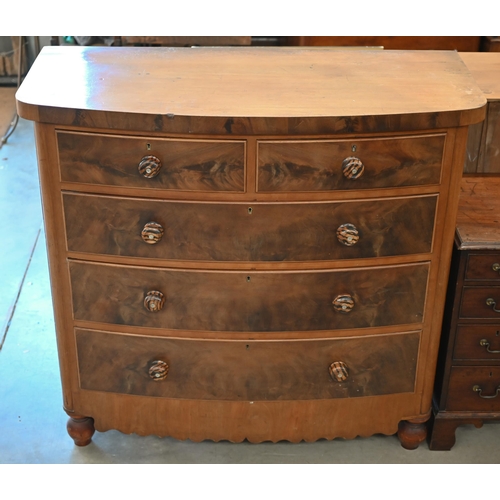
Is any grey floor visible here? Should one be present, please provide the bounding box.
[1,117,499,464]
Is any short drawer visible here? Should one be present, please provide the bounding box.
[465,254,500,281]
[69,261,429,332]
[454,325,500,361]
[446,367,500,412]
[75,328,420,400]
[460,287,500,319]
[57,131,245,192]
[63,193,437,261]
[257,134,445,192]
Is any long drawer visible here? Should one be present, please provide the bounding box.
[453,325,500,361]
[57,131,246,192]
[63,193,437,261]
[75,328,420,400]
[69,261,429,331]
[460,287,500,319]
[257,134,445,192]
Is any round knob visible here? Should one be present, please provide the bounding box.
[149,360,169,381]
[342,156,364,180]
[337,223,359,246]
[141,222,164,244]
[332,294,355,313]
[144,290,165,312]
[138,155,162,178]
[329,361,349,382]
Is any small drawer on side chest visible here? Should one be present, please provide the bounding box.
[465,254,500,281]
[454,325,500,361]
[446,367,500,412]
[257,134,445,192]
[62,193,437,261]
[75,328,420,401]
[57,131,246,192]
[460,287,500,319]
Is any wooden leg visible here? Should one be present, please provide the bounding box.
[428,413,485,451]
[397,417,428,450]
[66,415,95,446]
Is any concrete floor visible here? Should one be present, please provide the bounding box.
[1,117,499,464]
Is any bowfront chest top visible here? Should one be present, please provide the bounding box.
[16,47,486,448]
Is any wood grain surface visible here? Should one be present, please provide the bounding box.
[455,176,500,249]
[63,193,437,261]
[16,47,486,135]
[57,132,245,191]
[257,134,445,192]
[75,328,420,400]
[69,261,429,331]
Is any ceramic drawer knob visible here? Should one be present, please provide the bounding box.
[144,290,165,312]
[138,155,162,178]
[332,294,355,313]
[149,360,169,381]
[342,156,364,180]
[329,361,349,382]
[337,223,359,246]
[473,384,500,399]
[141,222,164,244]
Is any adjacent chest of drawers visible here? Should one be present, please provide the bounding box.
[16,47,486,448]
[429,176,500,450]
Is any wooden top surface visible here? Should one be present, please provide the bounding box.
[456,176,500,250]
[459,52,500,100]
[16,46,486,135]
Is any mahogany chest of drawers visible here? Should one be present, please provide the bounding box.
[429,176,500,450]
[16,47,486,448]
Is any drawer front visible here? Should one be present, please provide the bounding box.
[69,261,428,331]
[446,367,500,411]
[75,329,420,400]
[63,193,437,261]
[465,254,500,281]
[57,132,245,192]
[454,325,500,361]
[257,134,445,192]
[460,287,500,319]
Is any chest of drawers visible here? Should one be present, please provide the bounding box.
[429,176,500,450]
[16,47,486,449]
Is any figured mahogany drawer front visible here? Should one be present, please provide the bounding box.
[465,254,500,281]
[69,261,428,331]
[257,134,445,192]
[75,328,419,400]
[454,325,500,361]
[57,132,245,192]
[446,367,500,411]
[460,287,500,319]
[63,193,437,261]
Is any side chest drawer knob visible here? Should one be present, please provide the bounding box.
[141,222,164,244]
[329,361,349,382]
[493,263,500,273]
[149,360,169,381]
[332,294,355,313]
[473,384,500,399]
[337,223,359,246]
[479,339,500,354]
[138,155,162,178]
[144,291,165,312]
[486,298,500,313]
[341,156,365,180]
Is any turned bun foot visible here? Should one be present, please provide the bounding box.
[397,419,428,450]
[66,415,95,446]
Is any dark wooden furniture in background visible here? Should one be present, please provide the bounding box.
[16,47,485,448]
[287,36,484,51]
[429,176,500,450]
[460,53,500,174]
